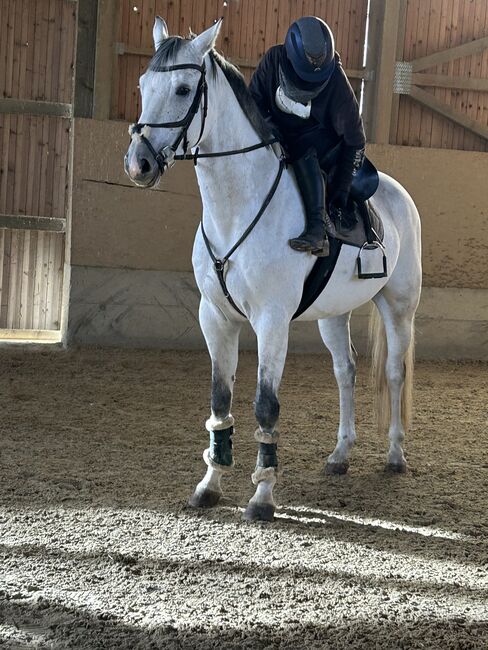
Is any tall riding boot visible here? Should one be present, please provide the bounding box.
[289,148,331,256]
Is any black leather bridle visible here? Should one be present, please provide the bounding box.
[129,62,208,172]
[129,60,285,319]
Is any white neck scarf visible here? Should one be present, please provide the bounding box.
[275,86,311,119]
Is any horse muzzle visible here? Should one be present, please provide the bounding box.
[124,147,161,188]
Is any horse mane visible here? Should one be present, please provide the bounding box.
[208,50,274,143]
[148,36,274,143]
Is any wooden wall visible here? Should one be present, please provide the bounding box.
[393,0,488,151]
[113,0,369,122]
[0,0,76,332]
[109,0,488,152]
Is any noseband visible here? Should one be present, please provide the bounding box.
[129,63,208,172]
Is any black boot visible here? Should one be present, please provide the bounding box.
[289,149,332,256]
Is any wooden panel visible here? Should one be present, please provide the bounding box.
[0,114,71,219]
[114,0,369,121]
[0,0,76,103]
[0,230,65,330]
[0,0,76,333]
[394,0,488,151]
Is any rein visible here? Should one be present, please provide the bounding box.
[130,60,285,319]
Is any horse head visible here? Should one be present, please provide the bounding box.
[125,18,222,187]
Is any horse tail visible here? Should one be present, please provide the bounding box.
[369,303,415,434]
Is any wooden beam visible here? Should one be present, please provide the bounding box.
[361,0,385,141]
[389,0,408,143]
[412,73,488,92]
[0,98,72,118]
[410,35,488,72]
[0,214,66,232]
[74,0,99,117]
[409,85,488,141]
[370,0,402,144]
[94,0,118,119]
[0,329,62,342]
[113,44,367,80]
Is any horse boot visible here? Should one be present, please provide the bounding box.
[289,148,331,256]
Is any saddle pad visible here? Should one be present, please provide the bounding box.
[331,200,384,248]
[292,238,343,320]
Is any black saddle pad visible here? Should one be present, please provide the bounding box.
[292,201,384,320]
[292,238,342,320]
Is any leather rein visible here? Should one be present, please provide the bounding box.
[129,61,284,319]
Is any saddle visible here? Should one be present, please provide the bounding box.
[292,155,385,320]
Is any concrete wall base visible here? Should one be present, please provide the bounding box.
[68,265,488,360]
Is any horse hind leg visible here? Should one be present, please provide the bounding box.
[318,313,357,475]
[371,291,417,473]
[189,300,241,508]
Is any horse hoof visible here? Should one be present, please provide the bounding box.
[385,462,407,474]
[325,461,349,475]
[188,488,222,508]
[242,502,275,522]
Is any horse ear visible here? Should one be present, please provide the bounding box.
[191,19,223,58]
[153,16,169,51]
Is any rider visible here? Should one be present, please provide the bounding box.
[249,16,366,257]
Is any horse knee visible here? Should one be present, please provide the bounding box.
[255,382,279,432]
[333,359,356,387]
[211,370,233,418]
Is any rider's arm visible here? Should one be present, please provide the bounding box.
[249,47,282,140]
[329,69,366,206]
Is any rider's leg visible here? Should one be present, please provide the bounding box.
[289,148,336,256]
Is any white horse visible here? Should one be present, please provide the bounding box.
[125,19,422,522]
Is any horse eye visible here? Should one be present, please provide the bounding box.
[176,86,190,96]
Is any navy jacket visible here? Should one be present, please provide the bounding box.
[249,45,366,193]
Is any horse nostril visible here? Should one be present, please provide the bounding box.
[140,158,151,174]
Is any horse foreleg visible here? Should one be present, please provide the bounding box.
[318,314,357,475]
[243,316,289,522]
[189,300,241,508]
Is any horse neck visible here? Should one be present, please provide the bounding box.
[193,65,280,249]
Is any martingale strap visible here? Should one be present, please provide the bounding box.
[129,60,286,319]
[200,158,286,319]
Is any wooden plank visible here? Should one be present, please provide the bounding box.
[409,84,488,141]
[75,0,98,117]
[0,97,72,117]
[0,328,61,341]
[388,0,408,144]
[362,0,385,141]
[371,0,402,144]
[412,72,488,91]
[411,34,488,72]
[417,0,435,148]
[0,214,67,232]
[0,229,4,322]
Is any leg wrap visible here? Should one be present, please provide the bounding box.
[257,443,278,469]
[206,413,235,432]
[254,429,279,444]
[251,466,277,486]
[207,426,234,468]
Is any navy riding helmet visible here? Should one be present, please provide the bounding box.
[284,16,336,86]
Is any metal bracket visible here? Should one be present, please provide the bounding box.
[393,61,413,94]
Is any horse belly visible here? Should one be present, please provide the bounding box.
[295,242,394,321]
